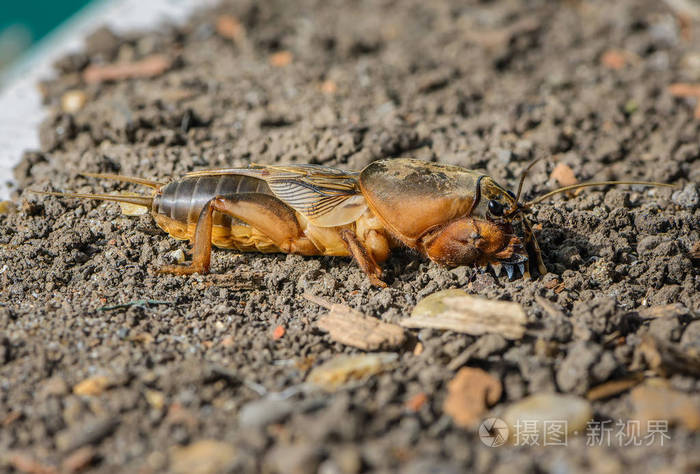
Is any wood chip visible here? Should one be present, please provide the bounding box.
[635,303,688,319]
[690,241,700,261]
[83,55,172,84]
[550,162,578,187]
[269,51,293,67]
[61,446,95,473]
[306,293,405,351]
[601,49,627,69]
[443,367,502,428]
[272,325,286,340]
[586,373,644,401]
[73,375,111,396]
[634,335,700,377]
[307,353,398,391]
[405,392,428,412]
[630,380,700,431]
[215,14,245,41]
[0,200,17,214]
[669,82,700,97]
[8,452,57,474]
[402,290,526,340]
[669,83,700,119]
[320,79,337,94]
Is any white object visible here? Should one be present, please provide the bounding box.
[0,0,218,199]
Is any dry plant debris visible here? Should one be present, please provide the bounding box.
[82,55,172,84]
[443,367,502,428]
[633,335,700,377]
[402,289,526,340]
[169,440,239,474]
[668,83,700,118]
[307,353,398,391]
[72,375,111,397]
[586,373,644,401]
[306,293,405,350]
[215,14,245,41]
[630,380,700,432]
[550,162,578,188]
[502,393,593,444]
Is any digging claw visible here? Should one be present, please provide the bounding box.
[504,263,515,280]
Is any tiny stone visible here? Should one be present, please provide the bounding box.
[238,399,294,428]
[671,183,699,209]
[170,440,238,474]
[502,393,592,444]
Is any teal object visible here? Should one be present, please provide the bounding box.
[0,0,94,69]
[1,0,93,44]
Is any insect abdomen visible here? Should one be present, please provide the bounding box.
[155,175,272,224]
[152,175,279,251]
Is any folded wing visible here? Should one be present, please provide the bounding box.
[186,164,367,227]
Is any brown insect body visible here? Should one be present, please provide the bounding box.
[37,158,670,286]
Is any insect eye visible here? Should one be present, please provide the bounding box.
[488,200,505,216]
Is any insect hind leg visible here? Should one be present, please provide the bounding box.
[158,193,317,275]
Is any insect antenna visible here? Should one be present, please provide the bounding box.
[31,190,154,208]
[521,180,675,210]
[80,172,164,188]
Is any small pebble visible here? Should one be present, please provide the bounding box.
[307,353,398,391]
[238,399,294,428]
[73,375,112,396]
[170,440,238,474]
[502,393,592,444]
[672,183,699,209]
[61,90,87,113]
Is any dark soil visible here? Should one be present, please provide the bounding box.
[1,0,699,472]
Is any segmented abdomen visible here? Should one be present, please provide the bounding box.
[153,175,273,227]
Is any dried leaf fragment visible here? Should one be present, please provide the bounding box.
[630,380,700,431]
[307,353,398,391]
[170,440,238,474]
[405,392,428,412]
[550,162,578,188]
[402,290,526,340]
[0,200,17,214]
[502,393,592,444]
[443,367,502,428]
[601,49,628,69]
[269,51,293,67]
[272,325,286,340]
[636,303,688,320]
[61,446,96,473]
[83,54,172,84]
[690,241,700,262]
[73,375,111,396]
[586,373,644,401]
[215,14,245,41]
[310,294,405,350]
[668,82,700,119]
[634,335,700,377]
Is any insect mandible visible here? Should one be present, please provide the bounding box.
[36,158,672,287]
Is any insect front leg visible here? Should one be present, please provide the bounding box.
[159,193,317,275]
[339,229,387,288]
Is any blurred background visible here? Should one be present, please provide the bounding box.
[0,1,93,74]
[0,0,217,198]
